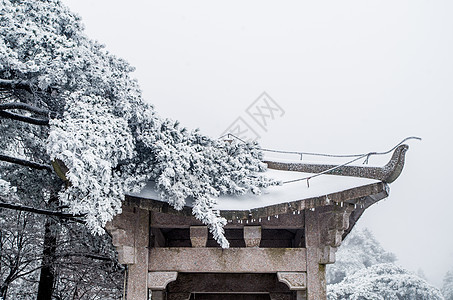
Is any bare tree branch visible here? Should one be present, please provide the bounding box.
[0,153,53,171]
[0,110,49,125]
[56,253,113,262]
[0,102,50,116]
[0,199,85,221]
[0,79,33,93]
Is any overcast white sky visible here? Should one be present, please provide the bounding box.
[63,0,453,286]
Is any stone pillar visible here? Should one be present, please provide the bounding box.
[107,206,150,300]
[190,226,208,247]
[243,226,261,247]
[127,208,150,300]
[304,205,353,299]
[304,209,325,300]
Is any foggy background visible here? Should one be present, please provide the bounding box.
[63,0,453,286]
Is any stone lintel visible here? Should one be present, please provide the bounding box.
[190,226,208,247]
[148,271,178,290]
[149,248,307,273]
[167,273,292,294]
[277,272,307,290]
[244,226,262,247]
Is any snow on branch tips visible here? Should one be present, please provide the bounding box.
[47,93,135,233]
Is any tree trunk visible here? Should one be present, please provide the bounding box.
[37,210,58,300]
[1,285,8,300]
[0,230,7,299]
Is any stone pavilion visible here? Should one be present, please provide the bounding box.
[107,144,409,300]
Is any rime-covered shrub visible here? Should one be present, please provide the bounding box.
[328,263,444,300]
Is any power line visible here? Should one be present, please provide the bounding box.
[221,134,420,159]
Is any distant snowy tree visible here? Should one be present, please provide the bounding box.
[327,263,444,300]
[442,267,453,300]
[327,228,444,299]
[327,228,396,284]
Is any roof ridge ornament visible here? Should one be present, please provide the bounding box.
[265,144,410,183]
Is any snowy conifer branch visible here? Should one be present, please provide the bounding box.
[0,110,49,125]
[0,153,53,171]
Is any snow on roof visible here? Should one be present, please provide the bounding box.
[131,168,379,211]
[214,169,378,211]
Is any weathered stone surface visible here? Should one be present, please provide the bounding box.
[244,226,262,247]
[190,226,208,247]
[319,246,336,265]
[277,272,307,290]
[116,245,135,265]
[150,211,203,228]
[149,248,307,273]
[128,246,148,299]
[148,271,178,290]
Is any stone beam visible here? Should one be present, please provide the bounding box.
[149,248,307,273]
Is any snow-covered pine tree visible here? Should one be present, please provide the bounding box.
[0,0,277,249]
